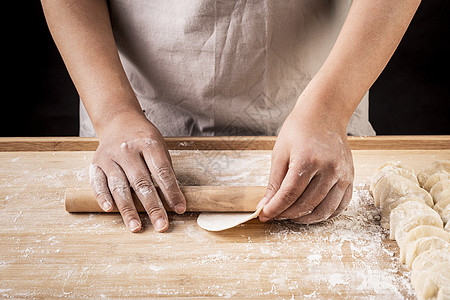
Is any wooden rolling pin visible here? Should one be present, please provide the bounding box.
[65,186,266,213]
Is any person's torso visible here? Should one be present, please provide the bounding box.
[80,0,375,137]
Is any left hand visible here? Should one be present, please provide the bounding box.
[257,105,354,224]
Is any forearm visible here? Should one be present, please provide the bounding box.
[41,0,143,136]
[294,0,421,130]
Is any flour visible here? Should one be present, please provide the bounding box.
[178,141,192,147]
[148,265,164,272]
[328,273,346,287]
[306,254,322,265]
[259,245,281,257]
[253,183,414,298]
[162,182,413,299]
[1,151,417,298]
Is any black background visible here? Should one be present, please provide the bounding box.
[3,1,449,137]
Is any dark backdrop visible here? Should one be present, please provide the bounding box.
[3,1,449,137]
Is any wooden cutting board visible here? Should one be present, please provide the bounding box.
[0,136,449,299]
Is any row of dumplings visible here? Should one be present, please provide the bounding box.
[370,160,450,300]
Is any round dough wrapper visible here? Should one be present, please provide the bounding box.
[437,286,450,300]
[405,236,449,269]
[399,225,450,262]
[390,201,440,240]
[431,179,450,197]
[434,198,450,224]
[430,180,450,203]
[424,172,449,192]
[417,160,450,187]
[377,161,409,170]
[411,248,450,271]
[373,174,431,208]
[394,213,443,244]
[411,263,450,300]
[434,188,450,206]
[197,206,263,232]
[441,211,449,225]
[380,197,425,229]
[369,162,417,195]
[382,193,433,211]
[446,221,450,233]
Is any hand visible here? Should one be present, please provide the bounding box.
[258,106,354,224]
[89,111,186,232]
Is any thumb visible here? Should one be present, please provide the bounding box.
[257,155,288,210]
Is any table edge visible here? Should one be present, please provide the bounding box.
[0,135,449,151]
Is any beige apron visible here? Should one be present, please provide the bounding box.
[80,0,376,137]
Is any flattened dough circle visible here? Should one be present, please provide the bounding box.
[197,206,264,232]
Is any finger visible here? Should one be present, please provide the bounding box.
[89,163,113,212]
[277,172,337,219]
[142,144,186,214]
[330,183,353,218]
[259,162,316,222]
[257,155,288,210]
[119,153,169,232]
[103,162,142,233]
[292,182,349,224]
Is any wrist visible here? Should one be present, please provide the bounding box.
[94,107,147,139]
[292,80,357,133]
[290,95,349,135]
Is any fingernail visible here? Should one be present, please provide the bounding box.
[174,204,186,214]
[102,201,112,211]
[129,219,141,232]
[154,218,167,231]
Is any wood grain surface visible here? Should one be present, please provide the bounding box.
[0,135,449,151]
[1,136,449,298]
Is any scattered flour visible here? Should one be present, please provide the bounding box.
[148,265,164,272]
[1,151,415,298]
[306,254,323,265]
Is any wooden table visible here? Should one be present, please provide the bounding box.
[1,136,449,299]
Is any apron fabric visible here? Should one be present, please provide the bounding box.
[80,0,376,137]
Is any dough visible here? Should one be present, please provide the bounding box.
[430,179,450,202]
[394,213,443,244]
[411,248,450,271]
[370,160,450,300]
[411,263,450,300]
[197,206,263,232]
[434,189,450,207]
[424,172,449,192]
[399,225,450,265]
[390,201,442,240]
[369,162,418,194]
[432,180,450,197]
[381,189,434,210]
[417,160,450,187]
[437,286,450,300]
[434,198,450,224]
[380,196,433,229]
[372,174,432,208]
[404,236,449,269]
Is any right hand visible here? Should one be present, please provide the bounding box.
[89,111,186,233]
